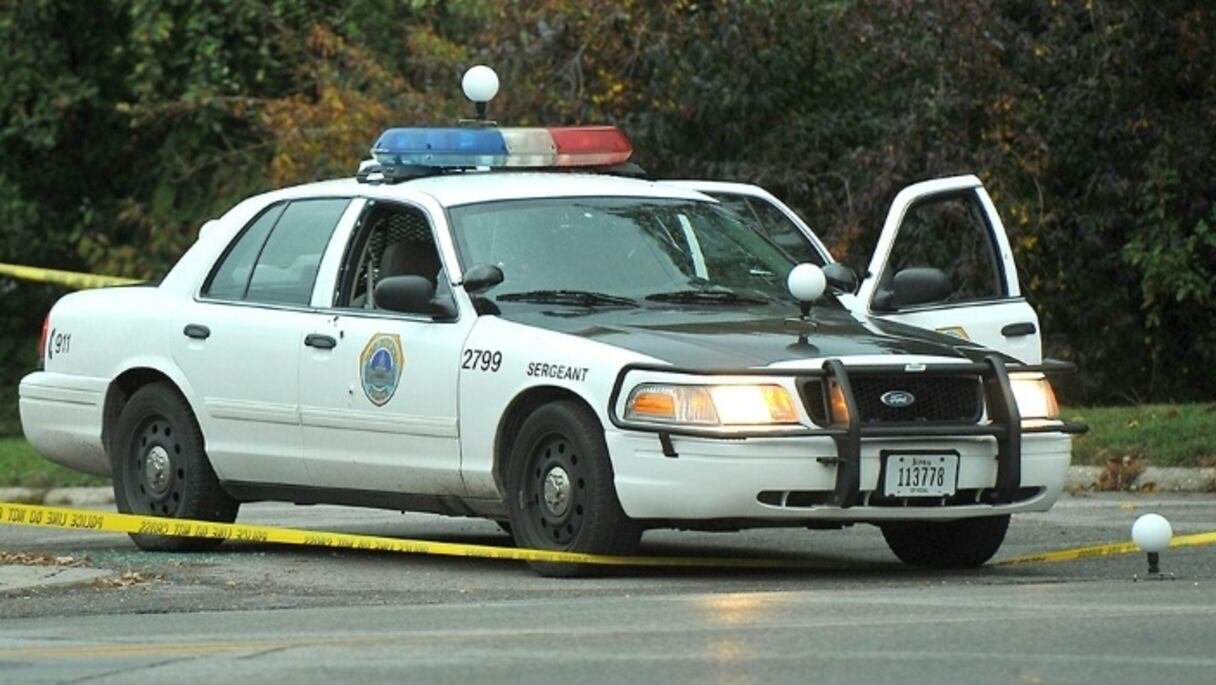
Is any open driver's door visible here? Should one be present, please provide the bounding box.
[856,175,1042,363]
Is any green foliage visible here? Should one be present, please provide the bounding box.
[0,437,107,487]
[0,333,38,436]
[1122,168,1216,399]
[1,0,1214,407]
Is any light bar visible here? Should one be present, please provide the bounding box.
[369,126,632,173]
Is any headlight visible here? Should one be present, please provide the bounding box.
[624,383,800,426]
[1009,373,1059,419]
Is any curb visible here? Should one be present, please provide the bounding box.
[0,487,114,507]
[0,466,1213,506]
[1067,466,1216,493]
[0,566,114,595]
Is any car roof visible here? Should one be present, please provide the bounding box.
[276,172,715,208]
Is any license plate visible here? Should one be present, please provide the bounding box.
[882,452,958,498]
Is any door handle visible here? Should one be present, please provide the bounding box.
[304,334,337,350]
[1001,322,1037,337]
[183,324,211,340]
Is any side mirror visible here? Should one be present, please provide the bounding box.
[375,275,456,319]
[462,263,504,294]
[872,267,952,311]
[821,263,859,294]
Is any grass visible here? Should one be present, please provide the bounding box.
[0,404,1213,488]
[0,437,108,488]
[1065,404,1216,468]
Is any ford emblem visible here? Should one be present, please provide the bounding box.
[880,390,916,408]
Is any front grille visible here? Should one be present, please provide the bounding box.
[800,374,983,424]
[852,374,983,423]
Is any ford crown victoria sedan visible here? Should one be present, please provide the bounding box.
[19,124,1083,575]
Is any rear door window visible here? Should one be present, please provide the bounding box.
[204,204,285,301]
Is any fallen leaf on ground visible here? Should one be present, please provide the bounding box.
[0,552,87,567]
[93,571,153,590]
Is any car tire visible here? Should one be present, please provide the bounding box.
[111,382,239,551]
[880,515,1011,569]
[506,400,641,577]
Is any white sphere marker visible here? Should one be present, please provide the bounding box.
[1132,513,1173,553]
[462,65,500,103]
[1132,513,1173,578]
[787,263,827,304]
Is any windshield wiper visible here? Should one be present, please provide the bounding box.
[644,289,770,305]
[497,289,638,307]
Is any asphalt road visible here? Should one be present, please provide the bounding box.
[2,493,1215,684]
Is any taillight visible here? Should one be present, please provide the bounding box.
[37,314,49,368]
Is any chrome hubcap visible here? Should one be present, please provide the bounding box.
[542,466,571,517]
[144,445,172,496]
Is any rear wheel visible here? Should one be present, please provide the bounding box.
[506,401,640,577]
[111,383,239,551]
[880,515,1010,569]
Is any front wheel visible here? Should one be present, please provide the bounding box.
[506,401,641,577]
[880,515,1010,569]
[111,383,239,551]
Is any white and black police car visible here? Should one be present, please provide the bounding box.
[20,67,1083,575]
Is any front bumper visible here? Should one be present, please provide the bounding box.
[608,430,1071,522]
[606,355,1084,523]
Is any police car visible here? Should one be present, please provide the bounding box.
[19,68,1083,575]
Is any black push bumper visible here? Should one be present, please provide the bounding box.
[608,355,1087,509]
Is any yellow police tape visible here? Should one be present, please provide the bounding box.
[0,262,140,290]
[997,529,1216,566]
[2,500,1214,570]
[0,501,839,570]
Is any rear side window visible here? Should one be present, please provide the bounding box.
[204,199,350,306]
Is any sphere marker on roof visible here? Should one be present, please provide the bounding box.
[462,66,500,121]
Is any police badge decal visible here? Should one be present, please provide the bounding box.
[360,333,405,406]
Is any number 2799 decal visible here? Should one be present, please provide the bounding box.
[462,349,502,372]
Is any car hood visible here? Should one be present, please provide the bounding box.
[495,304,997,370]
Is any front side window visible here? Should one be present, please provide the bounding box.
[335,202,444,309]
[204,198,349,306]
[448,197,821,307]
[880,193,1004,305]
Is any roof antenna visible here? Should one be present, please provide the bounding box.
[461,65,500,128]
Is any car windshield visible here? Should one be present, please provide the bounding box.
[448,197,823,307]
